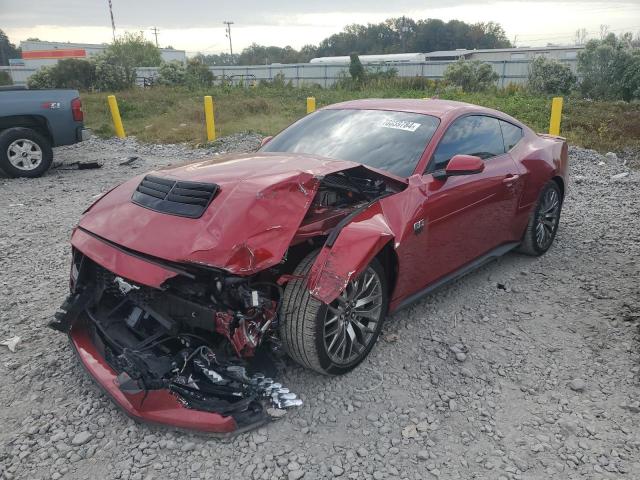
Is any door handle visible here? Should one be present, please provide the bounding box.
[502,174,520,185]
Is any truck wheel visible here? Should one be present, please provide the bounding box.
[280,250,388,375]
[0,128,53,178]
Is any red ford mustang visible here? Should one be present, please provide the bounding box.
[52,99,568,434]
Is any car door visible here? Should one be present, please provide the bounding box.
[412,115,523,288]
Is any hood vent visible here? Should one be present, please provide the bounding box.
[132,175,218,218]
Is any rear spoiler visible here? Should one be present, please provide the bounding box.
[537,133,567,141]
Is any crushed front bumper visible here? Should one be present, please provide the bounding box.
[69,317,266,436]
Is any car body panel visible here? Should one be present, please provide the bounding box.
[69,319,241,434]
[71,227,179,288]
[78,153,368,275]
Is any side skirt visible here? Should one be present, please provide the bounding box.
[394,242,520,312]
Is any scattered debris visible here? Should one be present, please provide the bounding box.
[569,378,586,392]
[119,155,141,166]
[0,336,20,352]
[383,332,399,343]
[611,172,630,180]
[60,161,103,170]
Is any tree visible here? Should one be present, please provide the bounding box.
[0,29,20,66]
[193,52,239,66]
[578,33,636,100]
[107,32,162,67]
[0,70,12,85]
[93,32,162,90]
[621,51,640,101]
[574,28,588,46]
[237,43,310,65]
[443,59,498,92]
[349,53,365,83]
[528,56,577,95]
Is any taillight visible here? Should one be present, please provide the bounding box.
[71,97,84,122]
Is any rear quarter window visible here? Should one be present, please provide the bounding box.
[500,120,523,151]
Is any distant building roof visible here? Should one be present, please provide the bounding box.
[20,40,184,55]
[423,50,472,58]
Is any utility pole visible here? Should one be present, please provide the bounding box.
[400,16,408,53]
[223,21,234,55]
[107,0,116,42]
[150,26,160,47]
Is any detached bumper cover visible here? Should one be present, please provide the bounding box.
[69,318,244,435]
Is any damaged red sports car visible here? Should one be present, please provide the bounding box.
[51,99,568,434]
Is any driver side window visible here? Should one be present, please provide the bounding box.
[430,115,505,171]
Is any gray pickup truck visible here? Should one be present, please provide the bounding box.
[0,86,88,177]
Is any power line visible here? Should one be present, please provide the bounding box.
[150,26,160,47]
[223,21,234,55]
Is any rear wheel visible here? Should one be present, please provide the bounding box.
[0,127,53,178]
[518,181,563,256]
[280,251,387,375]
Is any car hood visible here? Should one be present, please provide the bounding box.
[77,152,366,274]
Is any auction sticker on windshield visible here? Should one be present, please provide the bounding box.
[380,120,421,132]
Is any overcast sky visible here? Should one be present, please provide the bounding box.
[2,0,639,54]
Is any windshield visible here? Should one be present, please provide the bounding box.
[262,109,440,177]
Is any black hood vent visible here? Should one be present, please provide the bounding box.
[132,175,218,218]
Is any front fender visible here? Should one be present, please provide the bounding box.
[307,202,394,304]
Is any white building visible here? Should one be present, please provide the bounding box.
[423,46,583,62]
[310,53,426,65]
[18,40,186,69]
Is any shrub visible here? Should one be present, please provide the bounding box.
[527,56,576,95]
[349,53,365,83]
[26,59,95,90]
[155,60,215,88]
[185,59,214,88]
[0,70,12,86]
[49,58,95,90]
[94,51,135,91]
[578,33,639,101]
[157,61,187,86]
[621,51,640,102]
[443,59,498,92]
[27,66,55,89]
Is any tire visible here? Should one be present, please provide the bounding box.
[280,250,388,375]
[0,127,53,178]
[518,180,563,256]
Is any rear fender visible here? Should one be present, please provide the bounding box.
[307,202,394,304]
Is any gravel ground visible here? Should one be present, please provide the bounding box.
[0,135,639,480]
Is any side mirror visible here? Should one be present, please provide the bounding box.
[433,154,484,180]
[260,136,273,148]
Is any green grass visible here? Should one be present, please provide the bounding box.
[82,84,640,153]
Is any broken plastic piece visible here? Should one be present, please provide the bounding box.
[0,336,20,352]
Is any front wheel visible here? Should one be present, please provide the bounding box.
[518,180,563,256]
[280,251,388,375]
[0,127,53,178]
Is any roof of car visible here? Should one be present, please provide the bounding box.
[323,98,500,119]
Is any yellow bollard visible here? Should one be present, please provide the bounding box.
[306,97,316,114]
[204,96,216,142]
[107,95,126,139]
[549,97,563,136]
